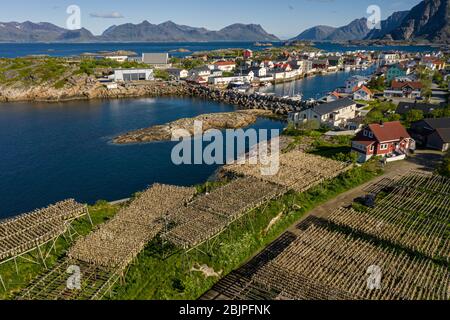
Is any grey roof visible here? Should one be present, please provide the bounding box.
[190,66,210,73]
[313,98,356,116]
[435,128,450,143]
[423,117,450,130]
[396,102,444,115]
[142,53,169,65]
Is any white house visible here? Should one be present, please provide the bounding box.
[379,53,400,66]
[189,66,211,79]
[289,98,358,128]
[249,66,267,78]
[166,68,189,79]
[208,75,252,86]
[345,76,369,94]
[113,69,154,82]
[352,85,373,101]
[104,55,129,63]
[213,61,236,72]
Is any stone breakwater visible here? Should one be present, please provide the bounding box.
[187,85,317,116]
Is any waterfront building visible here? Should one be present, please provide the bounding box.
[188,66,211,79]
[166,68,189,80]
[113,68,154,82]
[289,98,357,128]
[208,75,252,86]
[142,53,171,69]
[319,91,344,103]
[213,61,236,72]
[345,75,369,94]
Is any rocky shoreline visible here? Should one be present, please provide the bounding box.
[0,79,315,117]
[0,79,192,103]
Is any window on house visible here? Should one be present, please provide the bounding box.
[363,130,368,136]
[380,144,388,150]
[368,132,373,138]
[370,145,374,152]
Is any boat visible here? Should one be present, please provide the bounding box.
[228,81,251,92]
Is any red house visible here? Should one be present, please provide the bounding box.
[243,49,253,60]
[352,121,415,163]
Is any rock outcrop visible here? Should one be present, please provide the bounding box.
[113,110,268,144]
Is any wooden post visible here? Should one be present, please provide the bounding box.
[14,257,19,275]
[0,275,6,291]
[86,208,94,227]
[37,245,47,269]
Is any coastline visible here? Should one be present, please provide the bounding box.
[0,80,192,103]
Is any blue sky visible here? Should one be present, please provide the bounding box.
[0,0,422,39]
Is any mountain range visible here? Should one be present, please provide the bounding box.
[291,18,371,41]
[292,0,449,43]
[0,20,279,43]
[0,0,447,43]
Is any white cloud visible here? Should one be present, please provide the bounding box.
[90,12,124,19]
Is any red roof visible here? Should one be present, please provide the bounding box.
[391,81,422,90]
[331,91,342,98]
[368,121,411,143]
[214,61,236,66]
[353,85,372,95]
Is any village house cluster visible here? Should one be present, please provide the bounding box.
[93,46,449,164]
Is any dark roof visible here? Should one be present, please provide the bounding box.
[434,128,450,143]
[313,98,356,116]
[396,102,444,115]
[422,118,450,130]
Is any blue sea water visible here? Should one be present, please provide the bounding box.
[257,67,376,100]
[0,41,437,218]
[0,97,284,218]
[0,42,437,58]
